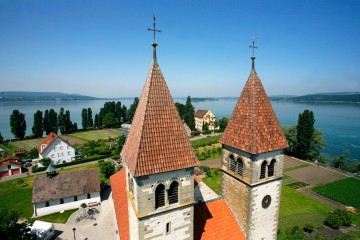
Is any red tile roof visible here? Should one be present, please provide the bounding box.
[194,199,246,240]
[110,169,129,240]
[220,67,288,154]
[121,62,199,177]
[0,160,22,169]
[37,132,59,154]
[0,156,19,163]
[195,110,210,118]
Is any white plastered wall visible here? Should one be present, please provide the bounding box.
[40,138,75,164]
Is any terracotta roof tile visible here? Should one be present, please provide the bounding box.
[194,199,246,240]
[121,61,199,177]
[220,68,288,154]
[110,169,129,240]
[37,132,59,154]
[195,110,209,118]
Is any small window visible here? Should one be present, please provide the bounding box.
[166,222,171,235]
[45,201,49,207]
[68,151,71,155]
[54,147,57,151]
[260,161,267,179]
[74,196,78,201]
[60,146,63,150]
[237,158,244,176]
[268,159,276,177]
[168,181,179,205]
[60,198,64,204]
[58,153,61,157]
[51,154,55,158]
[87,193,91,199]
[229,155,236,172]
[155,184,165,209]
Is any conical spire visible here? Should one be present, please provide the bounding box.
[220,40,288,154]
[121,18,199,177]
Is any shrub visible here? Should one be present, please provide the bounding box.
[99,161,115,178]
[31,165,38,173]
[80,203,87,208]
[199,166,210,173]
[303,223,315,233]
[284,226,306,240]
[324,210,352,229]
[40,157,51,167]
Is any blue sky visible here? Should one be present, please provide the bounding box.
[0,0,359,98]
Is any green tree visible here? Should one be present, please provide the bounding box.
[296,109,315,160]
[332,150,349,170]
[25,147,39,159]
[284,226,306,240]
[282,125,297,154]
[115,135,127,154]
[87,108,93,128]
[0,132,3,144]
[103,112,117,127]
[202,122,209,131]
[94,114,100,128]
[216,117,229,132]
[48,109,58,134]
[40,157,51,167]
[175,102,186,119]
[115,101,122,123]
[32,110,43,138]
[184,96,195,130]
[59,108,75,134]
[0,209,35,240]
[43,110,51,135]
[128,97,139,122]
[122,105,128,123]
[81,108,88,129]
[99,160,115,178]
[10,110,27,139]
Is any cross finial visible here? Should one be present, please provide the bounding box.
[249,36,258,57]
[147,15,162,44]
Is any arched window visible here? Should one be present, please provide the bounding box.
[237,158,244,176]
[45,201,49,207]
[229,155,236,172]
[168,181,179,205]
[260,161,267,179]
[155,184,165,209]
[60,198,64,204]
[268,159,276,177]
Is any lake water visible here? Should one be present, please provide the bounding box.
[0,99,359,162]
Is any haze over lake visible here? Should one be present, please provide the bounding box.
[0,99,359,162]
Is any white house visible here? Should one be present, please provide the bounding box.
[37,132,75,165]
[0,156,22,178]
[194,109,217,131]
[32,168,101,217]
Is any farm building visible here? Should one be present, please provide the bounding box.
[37,132,75,165]
[0,156,22,178]
[32,168,101,217]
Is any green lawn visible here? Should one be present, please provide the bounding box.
[278,186,334,235]
[191,134,222,148]
[313,177,360,209]
[36,209,78,224]
[0,176,35,219]
[65,129,119,142]
[201,169,222,194]
[9,139,42,152]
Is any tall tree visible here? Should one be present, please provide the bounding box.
[0,132,3,144]
[128,97,139,122]
[103,112,117,127]
[115,101,122,123]
[296,109,315,160]
[10,110,27,139]
[94,114,100,128]
[81,108,88,129]
[43,110,51,135]
[48,109,58,134]
[216,117,229,132]
[58,108,66,134]
[87,107,93,128]
[32,110,43,138]
[175,102,186,120]
[121,105,128,123]
[0,209,35,240]
[184,96,195,130]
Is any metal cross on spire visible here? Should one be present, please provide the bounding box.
[147,15,162,43]
[249,37,258,57]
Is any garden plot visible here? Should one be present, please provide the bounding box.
[285,165,346,186]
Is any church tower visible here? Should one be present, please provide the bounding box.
[220,39,288,240]
[120,17,199,240]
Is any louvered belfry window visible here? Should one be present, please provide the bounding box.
[260,161,267,179]
[155,184,165,209]
[268,159,276,177]
[168,181,179,205]
[237,158,244,176]
[229,155,236,172]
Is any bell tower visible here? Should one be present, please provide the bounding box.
[220,39,288,240]
[120,17,199,240]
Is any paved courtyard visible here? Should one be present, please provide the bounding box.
[53,188,119,240]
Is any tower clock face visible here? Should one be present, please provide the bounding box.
[262,195,271,209]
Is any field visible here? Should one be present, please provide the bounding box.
[65,129,119,142]
[37,209,78,224]
[8,138,42,151]
[191,134,222,148]
[278,186,334,239]
[201,169,222,194]
[313,178,360,209]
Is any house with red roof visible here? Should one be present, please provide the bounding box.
[0,156,22,178]
[38,132,75,165]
